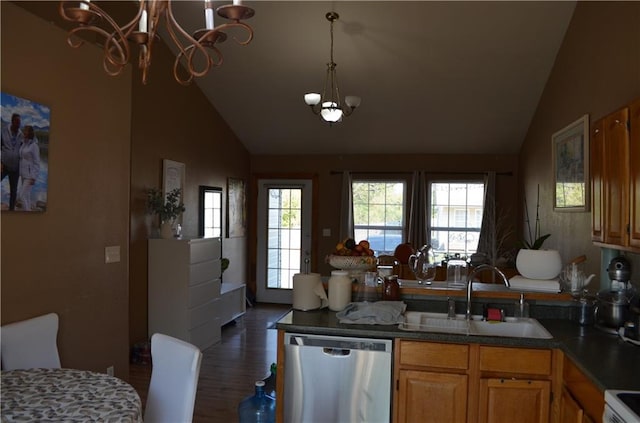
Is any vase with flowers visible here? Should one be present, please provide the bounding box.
[516,185,561,280]
[146,188,185,239]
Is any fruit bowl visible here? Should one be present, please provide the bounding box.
[327,254,377,271]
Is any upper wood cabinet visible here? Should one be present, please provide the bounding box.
[591,119,605,243]
[629,98,640,248]
[591,98,640,251]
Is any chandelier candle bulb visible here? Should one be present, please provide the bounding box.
[205,6,214,30]
[79,0,89,11]
[139,9,147,32]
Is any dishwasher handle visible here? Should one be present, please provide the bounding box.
[287,334,391,352]
[323,347,351,357]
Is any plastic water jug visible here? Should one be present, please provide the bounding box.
[238,381,276,423]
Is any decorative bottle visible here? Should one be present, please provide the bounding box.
[382,275,400,301]
[263,363,277,399]
[238,381,276,423]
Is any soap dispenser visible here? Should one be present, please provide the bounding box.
[515,293,529,318]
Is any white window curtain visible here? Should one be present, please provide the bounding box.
[408,171,428,249]
[339,171,354,239]
[477,171,496,264]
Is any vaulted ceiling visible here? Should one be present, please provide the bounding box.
[24,1,578,155]
[170,1,577,155]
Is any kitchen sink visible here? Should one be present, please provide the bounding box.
[400,312,469,334]
[469,318,553,339]
[398,312,553,339]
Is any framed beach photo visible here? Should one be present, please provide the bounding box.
[1,92,51,212]
[552,114,589,212]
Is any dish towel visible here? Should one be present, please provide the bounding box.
[509,275,561,293]
[336,301,407,325]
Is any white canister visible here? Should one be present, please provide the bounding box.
[328,270,352,311]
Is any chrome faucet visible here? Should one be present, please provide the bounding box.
[466,264,511,320]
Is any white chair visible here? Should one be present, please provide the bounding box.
[144,333,202,423]
[1,312,61,370]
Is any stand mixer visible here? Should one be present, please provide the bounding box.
[608,256,632,291]
[595,256,636,332]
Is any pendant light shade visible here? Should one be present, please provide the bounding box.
[304,12,360,124]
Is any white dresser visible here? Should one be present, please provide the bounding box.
[148,237,223,350]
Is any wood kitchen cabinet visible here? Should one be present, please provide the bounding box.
[560,386,582,423]
[591,118,605,243]
[559,353,603,423]
[395,341,469,423]
[630,98,640,248]
[394,340,557,423]
[591,98,640,251]
[478,378,550,423]
[477,346,553,423]
[560,386,592,423]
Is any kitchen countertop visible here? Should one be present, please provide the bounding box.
[275,308,640,392]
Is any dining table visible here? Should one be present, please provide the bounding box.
[1,367,143,422]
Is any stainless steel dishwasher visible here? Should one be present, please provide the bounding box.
[283,332,392,423]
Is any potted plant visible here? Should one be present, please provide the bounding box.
[146,188,185,239]
[515,185,561,280]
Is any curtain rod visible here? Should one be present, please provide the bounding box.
[329,170,513,176]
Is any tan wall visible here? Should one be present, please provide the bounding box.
[1,1,251,373]
[1,2,131,376]
[250,154,519,283]
[127,26,251,346]
[519,1,640,290]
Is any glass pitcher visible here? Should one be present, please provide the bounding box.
[408,244,437,284]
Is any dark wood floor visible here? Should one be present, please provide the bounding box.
[129,303,291,422]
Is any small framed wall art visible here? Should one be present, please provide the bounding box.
[552,114,590,212]
[162,159,185,226]
[227,177,246,238]
[162,159,185,198]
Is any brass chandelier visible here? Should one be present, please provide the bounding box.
[59,0,255,85]
[304,12,361,124]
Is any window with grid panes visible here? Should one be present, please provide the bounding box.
[429,181,485,262]
[352,180,406,255]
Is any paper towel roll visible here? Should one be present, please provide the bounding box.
[293,273,328,311]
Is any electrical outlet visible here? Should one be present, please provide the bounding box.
[105,246,120,264]
[107,366,114,376]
